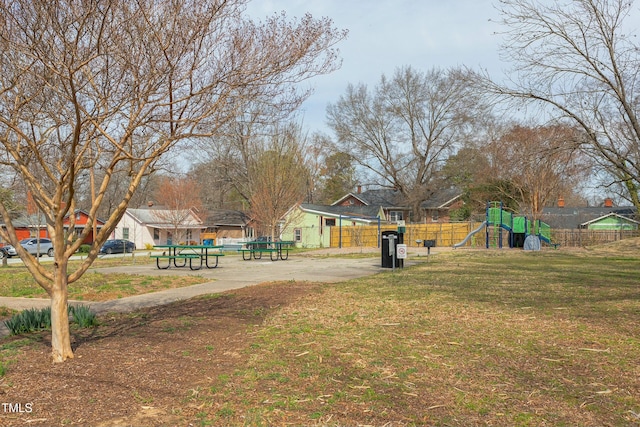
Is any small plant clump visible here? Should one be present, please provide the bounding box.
[3,307,51,335]
[4,304,98,335]
[69,304,99,328]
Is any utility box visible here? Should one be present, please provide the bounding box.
[381,230,404,268]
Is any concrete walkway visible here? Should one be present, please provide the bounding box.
[0,252,398,336]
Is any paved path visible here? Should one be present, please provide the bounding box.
[87,254,387,313]
[0,252,400,335]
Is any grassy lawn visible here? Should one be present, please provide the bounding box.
[197,248,640,426]
[0,245,638,425]
[0,254,206,301]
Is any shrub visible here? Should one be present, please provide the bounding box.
[3,307,51,335]
[69,305,99,328]
[78,244,91,253]
[3,305,98,335]
[144,243,154,250]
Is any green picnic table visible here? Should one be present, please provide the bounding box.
[152,244,225,270]
[238,240,294,261]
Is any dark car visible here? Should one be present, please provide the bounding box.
[254,235,272,249]
[99,239,136,254]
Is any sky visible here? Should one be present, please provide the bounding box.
[246,0,506,135]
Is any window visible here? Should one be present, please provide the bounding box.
[325,218,336,226]
[294,228,302,242]
[389,211,404,222]
[432,211,439,222]
[186,229,193,242]
[122,227,129,240]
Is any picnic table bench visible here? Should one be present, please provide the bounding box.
[152,245,225,270]
[238,240,293,261]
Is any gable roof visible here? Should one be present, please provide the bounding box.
[333,187,463,210]
[300,203,383,223]
[356,188,408,207]
[2,209,106,228]
[580,212,640,227]
[331,192,369,206]
[541,206,638,229]
[200,209,250,227]
[126,208,203,229]
[420,188,462,209]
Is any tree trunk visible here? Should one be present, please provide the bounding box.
[50,264,73,363]
[411,201,424,223]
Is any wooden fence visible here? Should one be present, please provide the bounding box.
[327,223,639,248]
[550,229,640,247]
[329,222,485,248]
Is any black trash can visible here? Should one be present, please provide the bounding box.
[381,230,403,268]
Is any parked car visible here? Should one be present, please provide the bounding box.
[19,238,54,257]
[254,235,272,249]
[100,239,136,254]
[0,244,17,259]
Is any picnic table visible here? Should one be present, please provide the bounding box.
[238,240,294,261]
[151,244,225,270]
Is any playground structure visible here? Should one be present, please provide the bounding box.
[453,201,552,248]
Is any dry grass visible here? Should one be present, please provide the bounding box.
[188,243,640,426]
[1,241,639,426]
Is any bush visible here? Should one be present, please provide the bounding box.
[69,304,99,328]
[78,244,91,253]
[3,305,98,335]
[3,307,51,335]
[144,243,154,250]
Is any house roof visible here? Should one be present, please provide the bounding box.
[333,187,462,210]
[541,206,638,229]
[420,188,462,209]
[127,208,203,229]
[201,209,250,227]
[1,209,106,228]
[356,189,408,208]
[580,212,640,227]
[300,203,382,222]
[331,192,369,206]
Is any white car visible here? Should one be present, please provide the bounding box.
[18,238,54,257]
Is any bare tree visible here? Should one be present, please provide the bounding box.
[153,176,204,244]
[317,150,358,204]
[249,125,310,239]
[0,0,346,362]
[327,66,486,221]
[489,124,591,222]
[485,0,640,209]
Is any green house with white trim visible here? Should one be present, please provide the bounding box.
[581,213,640,230]
[280,203,385,248]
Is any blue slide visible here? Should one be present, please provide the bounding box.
[453,221,487,248]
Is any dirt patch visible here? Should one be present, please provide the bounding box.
[0,281,318,427]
